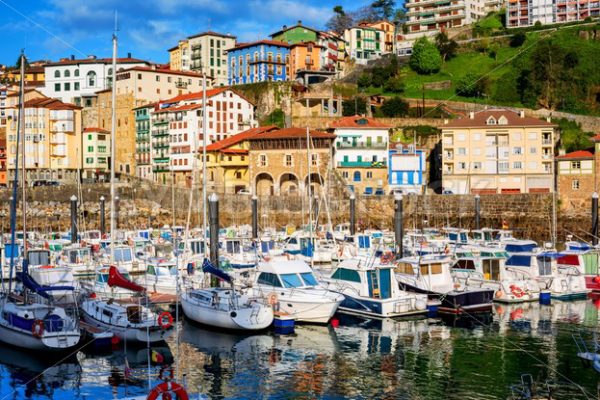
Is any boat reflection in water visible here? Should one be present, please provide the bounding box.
[0,345,81,399]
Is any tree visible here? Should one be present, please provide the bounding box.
[326,5,354,34]
[357,73,372,89]
[371,0,396,20]
[371,67,388,87]
[409,37,442,74]
[393,8,406,23]
[381,96,409,117]
[435,32,458,62]
[384,75,405,93]
[343,96,368,116]
[349,6,379,23]
[509,32,526,47]
[456,73,490,98]
[14,55,30,70]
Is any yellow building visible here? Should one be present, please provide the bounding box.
[6,97,82,184]
[205,125,278,194]
[168,40,189,71]
[442,109,556,194]
[9,66,46,87]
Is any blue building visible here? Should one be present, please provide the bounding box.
[227,40,289,85]
[388,143,426,194]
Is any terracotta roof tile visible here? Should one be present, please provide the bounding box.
[118,66,205,78]
[206,126,278,151]
[46,57,148,66]
[229,40,289,51]
[247,127,335,140]
[443,109,555,128]
[188,30,236,40]
[591,134,600,142]
[330,115,391,129]
[556,150,594,159]
[83,127,110,134]
[21,97,81,110]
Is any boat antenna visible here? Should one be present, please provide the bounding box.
[7,50,25,295]
[109,13,118,264]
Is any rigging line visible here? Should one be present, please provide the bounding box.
[455,306,594,399]
[0,0,87,58]
[419,28,558,120]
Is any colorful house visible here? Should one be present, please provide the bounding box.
[82,127,110,183]
[227,40,289,85]
[270,20,320,44]
[388,143,427,194]
[134,103,154,180]
[205,125,278,194]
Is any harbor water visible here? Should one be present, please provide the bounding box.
[1,299,599,399]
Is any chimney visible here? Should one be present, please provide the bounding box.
[546,116,552,123]
[469,111,474,119]
[298,20,302,25]
[283,25,287,30]
[70,55,75,60]
[443,118,449,124]
[558,148,566,156]
[519,110,525,118]
[127,52,132,58]
[87,55,97,59]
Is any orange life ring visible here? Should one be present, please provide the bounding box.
[509,285,525,298]
[157,312,173,329]
[380,251,393,265]
[147,381,189,400]
[32,319,45,338]
[267,292,278,306]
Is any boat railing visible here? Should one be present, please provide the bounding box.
[557,264,582,276]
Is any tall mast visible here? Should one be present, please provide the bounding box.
[202,72,208,256]
[306,126,313,268]
[20,52,26,258]
[109,18,118,263]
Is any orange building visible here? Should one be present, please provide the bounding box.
[289,42,324,75]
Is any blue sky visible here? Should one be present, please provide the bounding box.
[0,0,375,66]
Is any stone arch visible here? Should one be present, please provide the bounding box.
[304,173,324,196]
[279,173,299,195]
[255,173,274,196]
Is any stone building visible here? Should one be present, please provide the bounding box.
[247,127,335,196]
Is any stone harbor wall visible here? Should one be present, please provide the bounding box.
[0,185,593,244]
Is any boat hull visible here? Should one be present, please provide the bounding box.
[399,283,494,314]
[337,295,427,319]
[0,321,80,352]
[181,295,273,331]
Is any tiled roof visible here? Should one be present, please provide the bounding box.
[330,115,391,128]
[46,57,148,66]
[220,148,249,155]
[591,134,600,142]
[154,103,205,113]
[162,87,228,103]
[443,109,555,128]
[21,97,81,110]
[269,23,321,39]
[229,40,289,51]
[247,127,335,140]
[83,127,110,134]
[556,150,594,159]
[118,66,205,78]
[206,126,278,151]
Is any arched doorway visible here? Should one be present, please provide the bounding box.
[304,173,324,196]
[279,173,299,195]
[255,173,274,196]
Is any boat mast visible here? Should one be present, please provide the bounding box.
[306,127,313,268]
[109,18,118,263]
[20,52,26,258]
[202,72,207,257]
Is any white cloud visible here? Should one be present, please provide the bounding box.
[248,0,333,27]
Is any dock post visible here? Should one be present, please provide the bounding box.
[349,193,356,236]
[475,194,481,230]
[100,196,106,236]
[209,193,219,266]
[593,192,598,245]
[70,195,78,244]
[252,195,258,240]
[394,193,403,258]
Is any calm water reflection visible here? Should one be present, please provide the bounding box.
[0,300,599,399]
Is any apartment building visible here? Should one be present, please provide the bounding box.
[344,25,387,65]
[168,40,190,71]
[227,40,289,85]
[388,143,427,194]
[330,116,391,195]
[441,109,556,194]
[134,103,153,180]
[188,31,236,86]
[506,0,599,27]
[6,97,82,184]
[82,127,110,182]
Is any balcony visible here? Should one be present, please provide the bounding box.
[337,161,386,168]
[153,130,169,137]
[336,142,388,150]
[152,166,170,173]
[542,138,552,145]
[51,133,66,145]
[175,81,188,89]
[153,119,169,126]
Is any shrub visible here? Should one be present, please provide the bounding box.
[409,37,442,74]
[381,96,410,117]
[510,32,526,47]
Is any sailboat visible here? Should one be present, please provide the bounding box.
[0,51,81,352]
[181,259,273,330]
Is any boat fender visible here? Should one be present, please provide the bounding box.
[337,247,344,258]
[40,265,53,269]
[147,381,189,400]
[380,251,394,265]
[415,299,427,311]
[32,319,45,338]
[158,312,173,329]
[495,290,504,299]
[230,311,237,318]
[267,292,279,306]
[594,276,600,284]
[509,285,525,298]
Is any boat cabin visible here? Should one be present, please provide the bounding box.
[146,260,178,278]
[27,249,51,267]
[395,255,454,293]
[255,260,320,289]
[63,246,92,264]
[330,258,398,299]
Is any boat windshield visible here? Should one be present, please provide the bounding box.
[156,266,177,276]
[114,248,133,262]
[29,251,50,266]
[87,231,100,239]
[300,272,318,286]
[280,273,304,288]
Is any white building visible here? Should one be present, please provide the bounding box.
[42,55,150,106]
[343,24,387,65]
[188,31,236,86]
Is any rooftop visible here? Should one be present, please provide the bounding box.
[206,126,279,151]
[330,115,391,129]
[46,57,148,67]
[443,109,556,128]
[556,149,594,160]
[247,127,335,140]
[20,97,81,110]
[188,30,236,40]
[229,40,289,52]
[83,127,110,134]
[117,66,206,78]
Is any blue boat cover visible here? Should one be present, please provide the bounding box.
[17,261,74,299]
[505,242,537,253]
[505,255,531,266]
[202,258,233,283]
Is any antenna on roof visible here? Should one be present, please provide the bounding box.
[113,10,119,37]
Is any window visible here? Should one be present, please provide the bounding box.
[331,268,361,283]
[342,171,349,178]
[513,161,522,169]
[285,154,292,167]
[74,82,80,90]
[64,83,70,91]
[87,71,96,87]
[280,273,304,288]
[257,272,282,287]
[311,154,318,166]
[74,69,79,77]
[64,70,70,77]
[473,162,481,170]
[54,83,61,92]
[530,147,536,154]
[54,70,60,78]
[353,171,361,182]
[513,147,522,155]
[528,132,537,140]
[458,162,467,170]
[87,146,93,152]
[572,180,580,190]
[457,148,466,155]
[85,157,94,164]
[156,75,160,82]
[571,161,581,169]
[366,171,373,178]
[259,154,267,167]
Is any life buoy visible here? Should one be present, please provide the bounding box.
[147,381,189,400]
[157,312,173,329]
[509,284,525,298]
[380,251,393,265]
[32,319,44,338]
[267,292,278,306]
